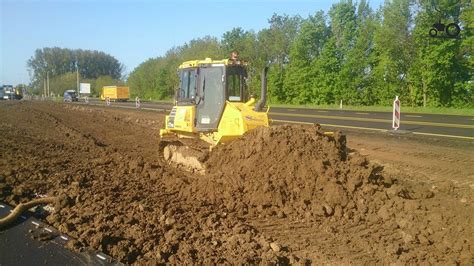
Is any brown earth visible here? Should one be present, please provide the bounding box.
[0,101,473,264]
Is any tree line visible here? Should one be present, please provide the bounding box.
[25,0,472,107]
[128,0,472,107]
[27,47,124,96]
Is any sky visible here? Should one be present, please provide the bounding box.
[0,0,384,85]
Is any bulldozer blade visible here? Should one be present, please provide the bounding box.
[160,140,209,174]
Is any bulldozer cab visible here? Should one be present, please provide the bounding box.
[176,60,248,131]
[160,58,269,171]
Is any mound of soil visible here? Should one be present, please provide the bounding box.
[196,125,473,264]
[202,125,385,219]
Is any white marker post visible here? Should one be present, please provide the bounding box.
[392,96,401,130]
[85,96,89,104]
[135,97,141,109]
[106,97,111,106]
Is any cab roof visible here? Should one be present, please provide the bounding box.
[178,58,248,69]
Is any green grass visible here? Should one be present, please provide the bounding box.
[268,103,474,116]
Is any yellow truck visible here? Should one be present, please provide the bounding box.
[100,86,130,102]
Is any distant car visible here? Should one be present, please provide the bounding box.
[63,90,78,102]
[1,85,22,100]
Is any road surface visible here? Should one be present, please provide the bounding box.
[76,98,474,140]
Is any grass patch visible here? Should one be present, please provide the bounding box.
[268,103,474,116]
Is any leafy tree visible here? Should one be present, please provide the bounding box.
[410,0,472,107]
[258,14,302,102]
[312,38,341,104]
[340,0,378,105]
[124,0,471,106]
[284,11,329,103]
[27,47,124,92]
[371,0,413,105]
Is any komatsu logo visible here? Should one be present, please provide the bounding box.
[245,115,264,122]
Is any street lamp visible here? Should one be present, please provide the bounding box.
[76,61,80,96]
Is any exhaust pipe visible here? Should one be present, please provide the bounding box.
[254,66,268,112]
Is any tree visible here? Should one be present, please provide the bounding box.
[339,0,378,105]
[124,0,472,106]
[284,11,329,103]
[27,47,124,91]
[258,14,303,102]
[409,0,472,107]
[371,0,414,105]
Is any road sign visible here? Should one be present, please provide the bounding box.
[136,97,141,109]
[79,83,91,94]
[392,96,400,130]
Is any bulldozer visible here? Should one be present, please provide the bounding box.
[159,54,270,173]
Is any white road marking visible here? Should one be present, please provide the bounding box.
[44,228,53,233]
[0,205,4,208]
[96,254,107,260]
[406,115,422,118]
[287,109,296,112]
[317,110,328,113]
[60,236,69,241]
[355,112,369,115]
[32,221,39,226]
[272,119,474,140]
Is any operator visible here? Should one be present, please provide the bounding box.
[230,50,239,61]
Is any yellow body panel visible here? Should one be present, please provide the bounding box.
[178,58,247,69]
[159,57,267,145]
[213,101,269,143]
[160,99,269,146]
[100,86,130,101]
[172,106,195,132]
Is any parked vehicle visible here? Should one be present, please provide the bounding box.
[1,85,22,100]
[100,86,130,102]
[63,90,78,102]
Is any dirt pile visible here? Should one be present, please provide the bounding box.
[201,125,388,219]
[195,125,473,264]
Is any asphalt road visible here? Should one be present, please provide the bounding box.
[0,203,116,265]
[77,98,474,140]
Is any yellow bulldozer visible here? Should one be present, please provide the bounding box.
[159,55,270,173]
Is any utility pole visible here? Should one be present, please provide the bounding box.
[76,65,79,96]
[47,72,50,97]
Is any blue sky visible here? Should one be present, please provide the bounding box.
[1,0,384,85]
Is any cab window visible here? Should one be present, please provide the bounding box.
[226,66,246,102]
[179,69,196,100]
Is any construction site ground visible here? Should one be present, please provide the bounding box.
[1,101,473,264]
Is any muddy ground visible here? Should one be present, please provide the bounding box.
[0,101,473,264]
